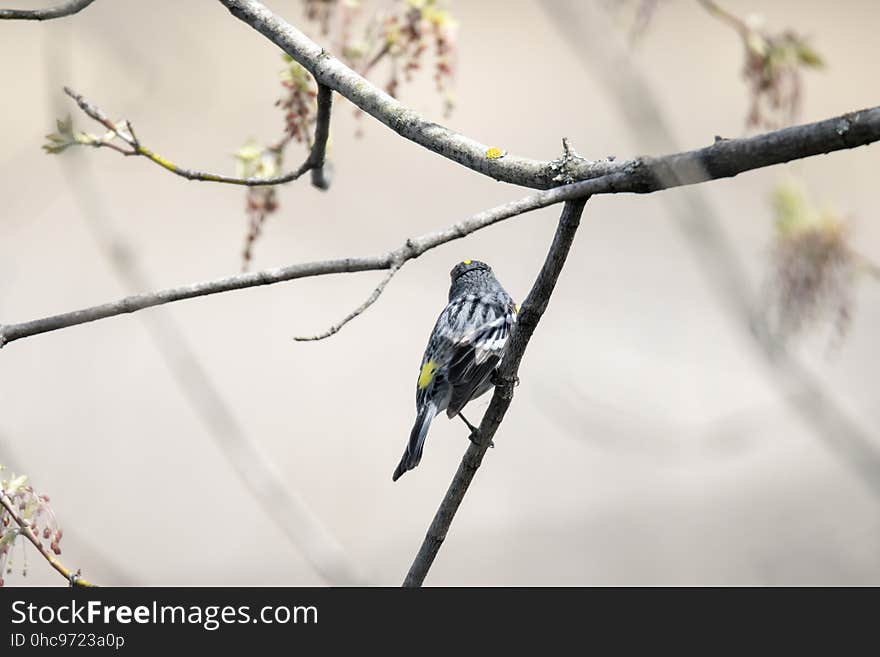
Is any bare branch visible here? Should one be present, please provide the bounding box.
[0,193,532,347]
[214,0,856,190]
[0,0,94,20]
[403,198,589,587]
[61,86,334,188]
[0,491,95,587]
[293,262,403,342]
[217,0,631,189]
[3,106,880,348]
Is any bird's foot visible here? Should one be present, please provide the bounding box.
[468,431,494,449]
[459,412,494,448]
[490,370,519,388]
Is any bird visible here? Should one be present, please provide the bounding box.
[392,260,517,481]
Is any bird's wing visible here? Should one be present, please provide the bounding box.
[445,303,515,417]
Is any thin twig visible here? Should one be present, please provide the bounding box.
[0,0,95,20]
[0,492,95,587]
[294,262,402,341]
[62,86,334,188]
[3,105,880,348]
[403,198,589,587]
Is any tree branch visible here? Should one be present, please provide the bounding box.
[216,0,879,190]
[215,0,626,189]
[0,0,94,20]
[293,261,403,342]
[3,107,879,348]
[61,86,334,188]
[402,198,589,587]
[0,185,567,348]
[0,491,95,587]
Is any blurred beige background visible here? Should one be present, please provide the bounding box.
[2,0,880,586]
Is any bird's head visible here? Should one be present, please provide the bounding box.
[448,259,495,299]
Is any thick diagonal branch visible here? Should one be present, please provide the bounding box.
[402,198,589,587]
[0,0,94,20]
[2,106,879,348]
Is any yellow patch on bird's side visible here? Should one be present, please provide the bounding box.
[485,147,505,160]
[418,360,437,390]
[514,304,520,314]
[462,259,472,265]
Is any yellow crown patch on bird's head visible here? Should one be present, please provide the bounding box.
[450,259,491,281]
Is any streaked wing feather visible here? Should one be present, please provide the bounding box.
[445,309,513,416]
[447,354,500,417]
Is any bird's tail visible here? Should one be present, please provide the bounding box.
[393,402,437,481]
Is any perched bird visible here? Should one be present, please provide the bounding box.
[393,260,517,481]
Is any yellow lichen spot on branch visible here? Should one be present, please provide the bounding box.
[141,149,178,173]
[485,147,506,160]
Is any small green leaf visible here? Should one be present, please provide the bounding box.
[0,528,20,548]
[6,474,27,494]
[43,114,79,154]
[795,43,824,68]
[232,140,266,178]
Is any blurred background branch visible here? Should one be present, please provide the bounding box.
[540,0,880,498]
[27,30,365,586]
[59,151,366,585]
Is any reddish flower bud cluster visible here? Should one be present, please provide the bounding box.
[242,187,278,271]
[236,1,458,269]
[740,29,822,129]
[767,222,855,343]
[0,480,63,586]
[761,180,866,346]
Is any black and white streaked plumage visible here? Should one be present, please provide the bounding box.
[392,260,517,481]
